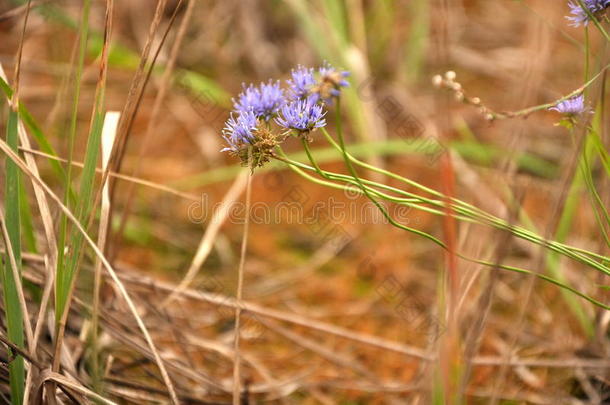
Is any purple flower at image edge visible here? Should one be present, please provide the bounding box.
[221,110,258,153]
[275,98,327,133]
[566,0,610,27]
[549,94,589,115]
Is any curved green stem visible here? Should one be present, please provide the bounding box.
[281,110,610,310]
[278,151,610,310]
[287,142,610,276]
[318,129,610,273]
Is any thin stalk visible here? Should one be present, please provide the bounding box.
[282,149,610,277]
[233,151,253,405]
[277,144,610,311]
[55,0,91,323]
[318,128,610,273]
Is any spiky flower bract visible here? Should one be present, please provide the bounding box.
[234,80,285,121]
[275,98,327,133]
[567,0,610,27]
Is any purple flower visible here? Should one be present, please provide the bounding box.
[233,80,285,121]
[316,62,350,103]
[275,98,327,133]
[567,0,610,27]
[221,110,258,153]
[319,62,350,89]
[549,94,589,115]
[287,65,317,101]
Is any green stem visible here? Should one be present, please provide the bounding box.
[318,129,610,274]
[576,0,610,43]
[278,136,610,311]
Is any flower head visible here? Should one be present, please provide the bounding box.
[549,94,589,115]
[221,110,258,153]
[314,62,350,103]
[275,98,327,133]
[567,0,610,27]
[287,65,317,101]
[222,110,278,167]
[319,62,350,88]
[234,80,285,121]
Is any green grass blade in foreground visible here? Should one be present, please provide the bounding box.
[55,0,91,321]
[57,98,105,320]
[0,76,68,186]
[18,177,37,253]
[2,109,25,405]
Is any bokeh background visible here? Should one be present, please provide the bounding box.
[0,0,609,403]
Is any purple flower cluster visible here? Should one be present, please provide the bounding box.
[221,62,350,155]
[567,0,610,27]
[549,94,589,115]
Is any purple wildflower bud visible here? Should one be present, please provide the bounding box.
[566,0,610,27]
[287,65,317,101]
[233,80,285,121]
[319,62,350,86]
[316,61,350,103]
[275,98,327,133]
[221,110,258,153]
[549,94,589,115]
[318,62,350,80]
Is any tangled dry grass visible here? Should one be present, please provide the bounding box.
[0,0,608,404]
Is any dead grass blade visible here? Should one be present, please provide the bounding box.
[114,0,193,252]
[123,270,432,360]
[37,370,118,405]
[0,137,181,405]
[164,170,248,305]
[106,0,169,185]
[91,111,120,390]
[18,147,200,201]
